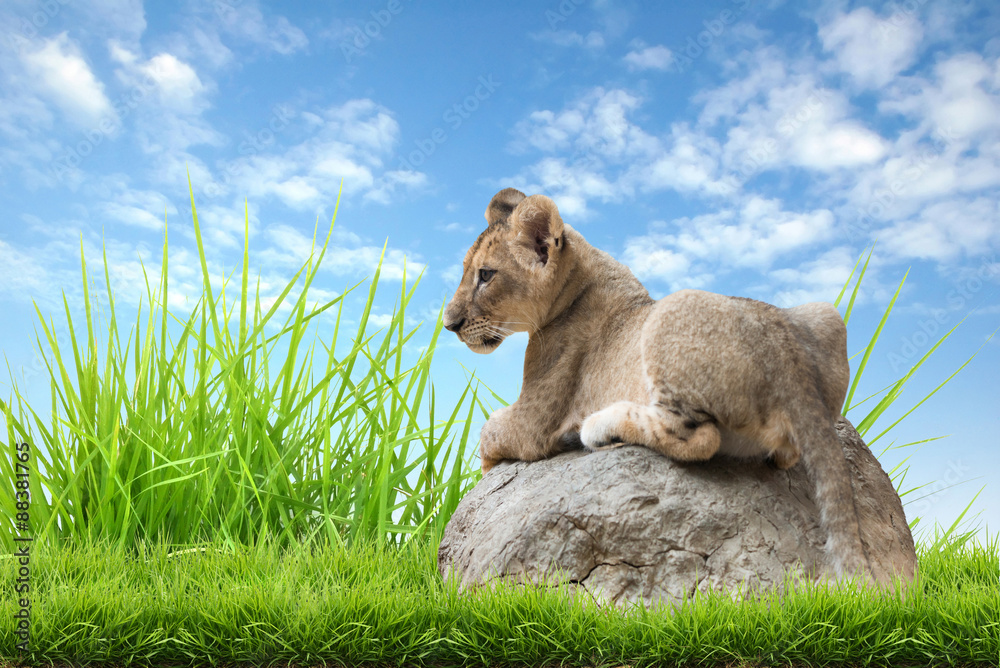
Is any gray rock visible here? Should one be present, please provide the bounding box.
[438,417,917,609]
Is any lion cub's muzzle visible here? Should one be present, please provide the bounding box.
[449,316,506,354]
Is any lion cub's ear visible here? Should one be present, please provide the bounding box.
[485,188,527,227]
[510,194,564,268]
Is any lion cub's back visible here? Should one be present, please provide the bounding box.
[642,289,849,416]
[783,300,850,414]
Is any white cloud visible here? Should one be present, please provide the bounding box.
[325,98,400,154]
[153,2,306,76]
[440,263,463,287]
[511,88,653,159]
[76,0,147,46]
[367,312,395,328]
[194,202,261,248]
[499,22,975,285]
[139,114,224,155]
[818,7,923,89]
[187,26,237,69]
[0,218,203,314]
[366,169,429,204]
[506,88,665,214]
[272,176,322,207]
[634,124,727,196]
[102,45,222,162]
[622,242,691,283]
[108,40,138,66]
[506,76,889,216]
[881,53,1000,139]
[215,98,423,208]
[622,197,836,290]
[531,30,604,49]
[511,109,583,154]
[694,54,889,174]
[843,53,1000,229]
[681,197,835,268]
[0,213,365,326]
[508,156,618,218]
[259,223,424,282]
[0,238,51,300]
[769,246,863,307]
[84,176,178,231]
[140,53,209,114]
[436,222,475,234]
[576,89,655,159]
[147,151,216,194]
[100,202,169,230]
[845,132,1000,229]
[623,44,673,71]
[215,1,308,55]
[111,43,213,117]
[790,118,888,169]
[21,33,112,126]
[696,47,791,127]
[0,88,59,180]
[880,198,1000,262]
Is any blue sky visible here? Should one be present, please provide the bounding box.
[0,0,998,537]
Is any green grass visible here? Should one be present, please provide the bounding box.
[0,532,997,667]
[0,185,484,552]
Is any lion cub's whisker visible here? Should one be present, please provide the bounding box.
[483,325,511,337]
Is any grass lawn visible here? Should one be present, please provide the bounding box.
[0,532,997,667]
[2,192,997,666]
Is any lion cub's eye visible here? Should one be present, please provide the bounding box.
[478,268,497,284]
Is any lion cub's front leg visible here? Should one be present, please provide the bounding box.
[479,405,516,473]
[580,401,721,462]
[479,403,568,473]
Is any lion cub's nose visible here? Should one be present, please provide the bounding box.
[444,318,465,333]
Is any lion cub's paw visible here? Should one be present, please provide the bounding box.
[480,456,500,474]
[770,447,800,470]
[580,403,632,451]
[590,439,627,451]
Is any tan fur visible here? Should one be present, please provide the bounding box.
[444,189,871,580]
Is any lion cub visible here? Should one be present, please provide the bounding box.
[443,187,870,579]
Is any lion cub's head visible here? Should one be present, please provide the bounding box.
[443,188,567,353]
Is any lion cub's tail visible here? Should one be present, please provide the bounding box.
[797,411,870,579]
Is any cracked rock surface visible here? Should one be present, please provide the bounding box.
[438,417,917,609]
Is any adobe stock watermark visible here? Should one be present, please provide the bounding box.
[395,75,501,172]
[845,125,961,244]
[9,0,72,52]
[879,0,930,37]
[340,0,411,63]
[13,440,33,654]
[544,0,587,29]
[669,0,756,74]
[718,91,829,196]
[905,459,974,524]
[213,0,245,19]
[887,255,1000,373]
[205,105,292,198]
[17,323,69,390]
[47,59,170,184]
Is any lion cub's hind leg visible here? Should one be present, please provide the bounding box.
[748,410,801,470]
[580,401,721,462]
[770,447,800,470]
